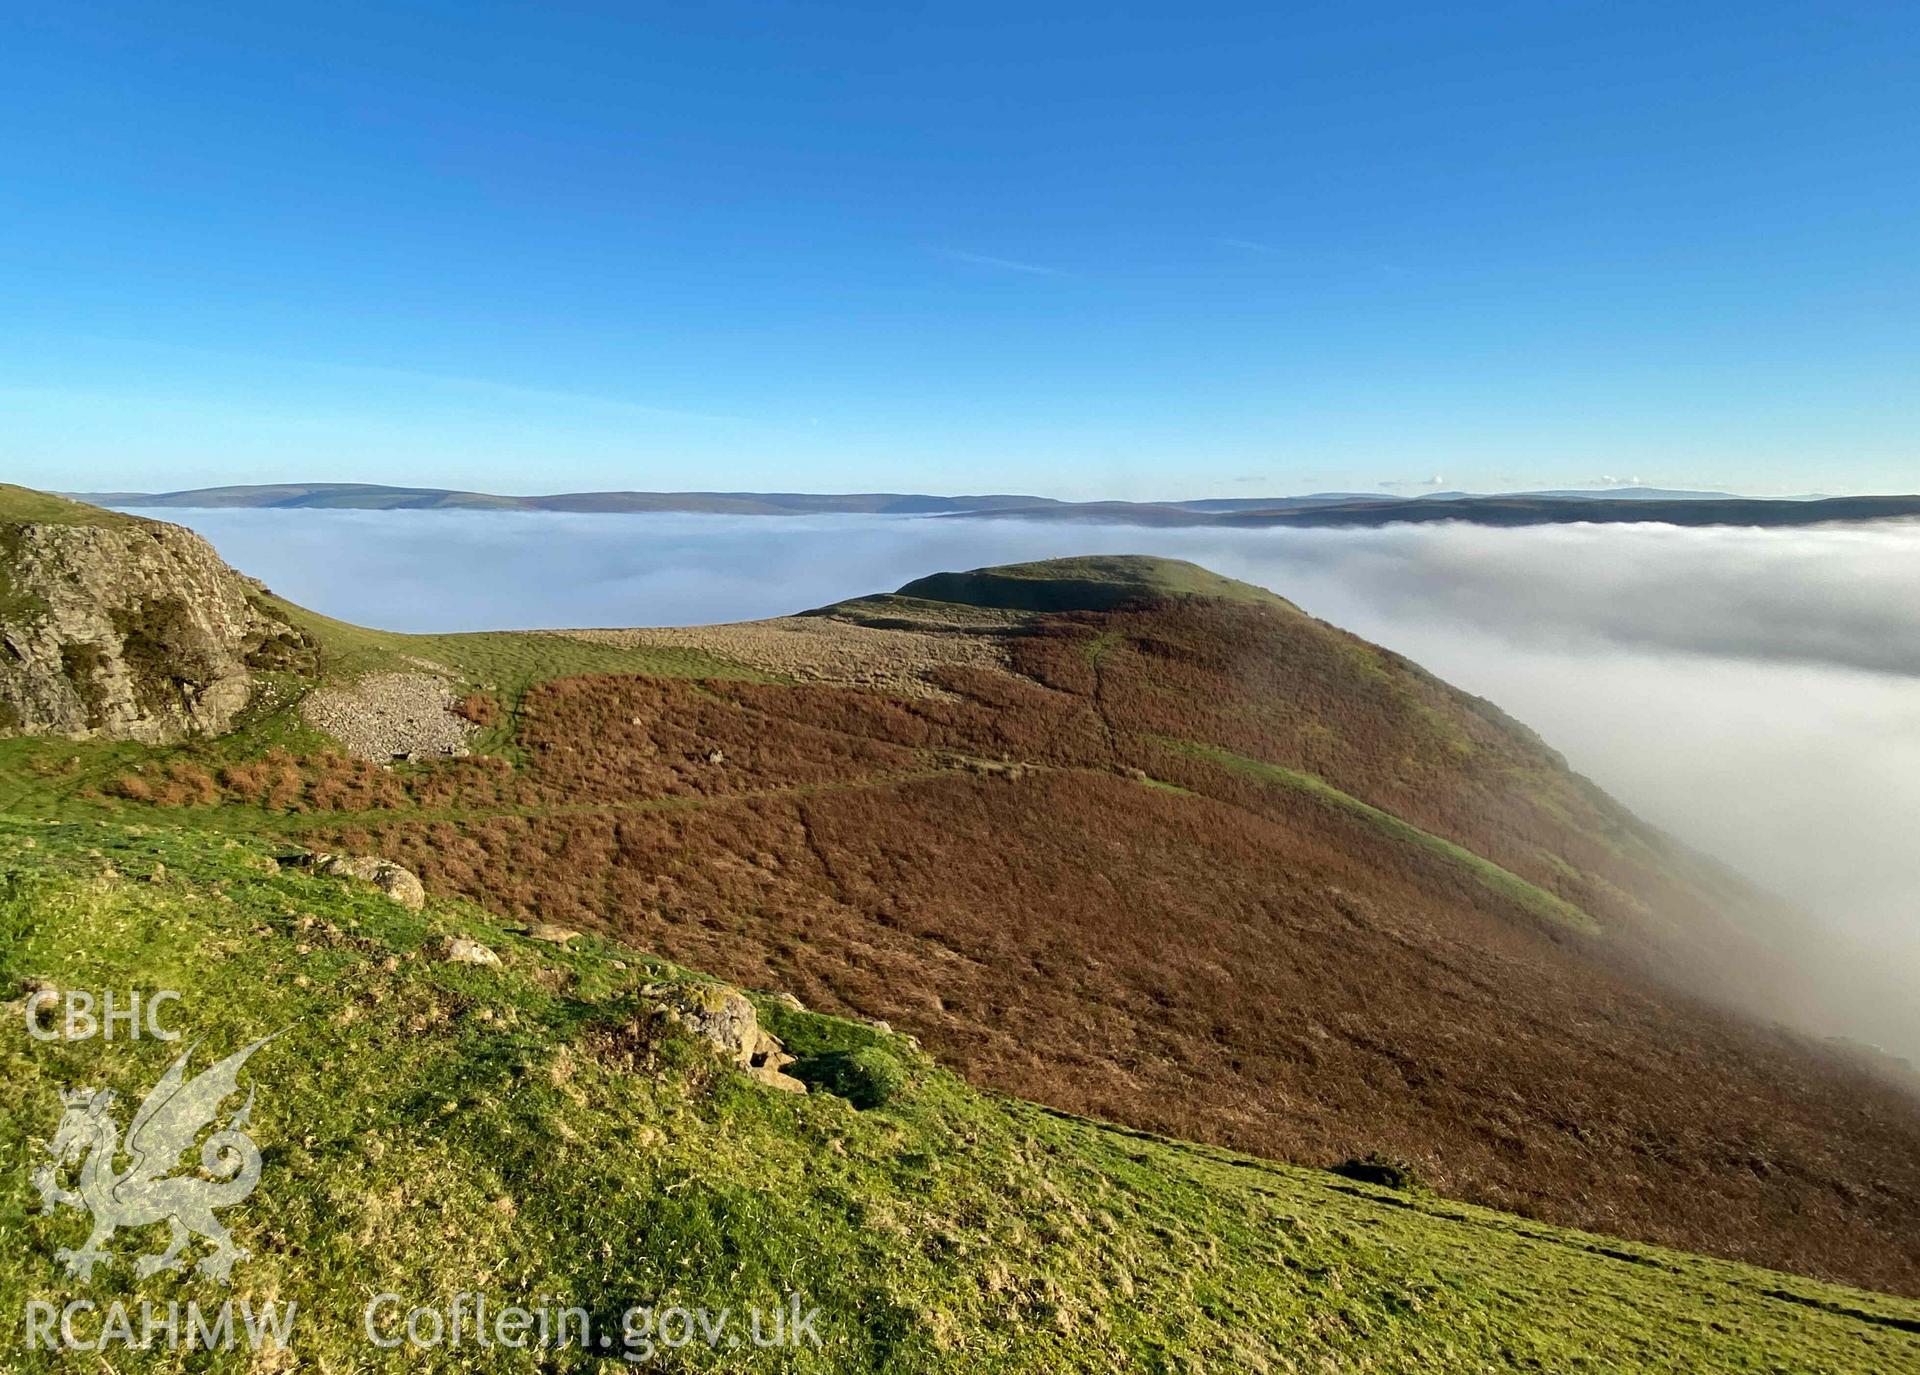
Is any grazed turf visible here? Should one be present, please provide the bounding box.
[3,817,1917,1373]
[0,485,143,528]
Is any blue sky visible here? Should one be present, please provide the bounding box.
[4,2,1916,499]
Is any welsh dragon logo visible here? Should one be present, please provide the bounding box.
[32,1035,277,1284]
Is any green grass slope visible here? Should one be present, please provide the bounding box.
[1172,740,1603,935]
[4,818,1918,1372]
[0,485,144,528]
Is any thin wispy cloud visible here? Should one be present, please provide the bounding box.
[1217,237,1277,252]
[938,249,1065,277]
[70,333,751,426]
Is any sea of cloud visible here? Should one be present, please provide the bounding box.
[163,508,1920,1058]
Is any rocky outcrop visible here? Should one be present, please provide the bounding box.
[0,503,314,742]
[439,935,502,966]
[645,981,808,1092]
[311,853,429,910]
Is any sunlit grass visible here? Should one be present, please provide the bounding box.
[2,817,1913,1371]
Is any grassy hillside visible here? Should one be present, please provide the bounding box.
[0,485,145,528]
[5,817,1917,1372]
[8,544,1920,1301]
[8,507,1920,1327]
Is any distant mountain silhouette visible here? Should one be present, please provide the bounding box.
[72,481,1920,528]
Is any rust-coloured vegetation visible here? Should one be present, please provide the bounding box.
[116,596,1920,1295]
[452,690,502,727]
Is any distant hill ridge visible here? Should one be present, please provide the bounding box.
[70,483,1060,515]
[76,481,1920,529]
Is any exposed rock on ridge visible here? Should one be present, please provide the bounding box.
[0,496,314,742]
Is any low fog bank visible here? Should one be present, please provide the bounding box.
[1372,633,1920,1062]
[165,508,1920,1061]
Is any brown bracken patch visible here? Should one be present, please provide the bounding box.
[205,597,1920,1296]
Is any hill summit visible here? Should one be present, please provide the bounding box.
[892,555,1294,613]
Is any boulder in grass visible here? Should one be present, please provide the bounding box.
[644,981,808,1093]
[312,853,427,910]
[440,936,502,967]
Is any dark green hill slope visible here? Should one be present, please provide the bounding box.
[892,555,1292,612]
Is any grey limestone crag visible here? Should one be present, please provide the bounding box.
[0,506,313,742]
